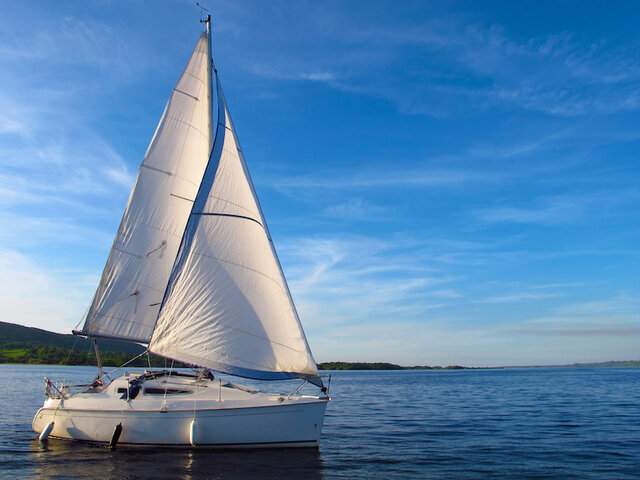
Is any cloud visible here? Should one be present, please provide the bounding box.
[0,249,94,333]
[240,9,640,117]
[531,282,585,290]
[249,64,339,83]
[0,91,135,212]
[281,234,458,322]
[554,296,640,318]
[477,200,585,225]
[0,15,153,78]
[323,198,391,220]
[270,167,506,191]
[0,136,134,206]
[0,212,112,250]
[511,326,640,337]
[480,292,564,304]
[501,293,640,337]
[476,190,639,226]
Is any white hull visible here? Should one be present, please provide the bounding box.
[33,372,328,448]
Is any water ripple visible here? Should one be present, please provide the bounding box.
[1,365,639,479]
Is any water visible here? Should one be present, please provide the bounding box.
[0,364,638,479]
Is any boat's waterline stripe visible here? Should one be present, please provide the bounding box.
[45,437,319,447]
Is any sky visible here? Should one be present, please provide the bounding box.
[0,0,638,366]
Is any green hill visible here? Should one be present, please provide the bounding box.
[0,321,159,366]
[0,321,144,353]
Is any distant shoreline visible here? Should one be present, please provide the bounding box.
[317,361,640,370]
[1,322,638,370]
[1,358,638,370]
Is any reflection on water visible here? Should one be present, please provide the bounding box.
[30,438,324,480]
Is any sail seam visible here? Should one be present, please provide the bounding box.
[116,226,178,243]
[197,322,315,359]
[183,71,207,87]
[189,249,288,294]
[165,113,209,140]
[171,174,200,189]
[103,271,168,296]
[115,221,183,246]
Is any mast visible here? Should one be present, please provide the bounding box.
[204,14,214,148]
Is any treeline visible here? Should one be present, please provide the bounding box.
[0,345,180,367]
[317,361,468,370]
[318,362,404,370]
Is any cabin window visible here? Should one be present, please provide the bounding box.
[143,387,192,395]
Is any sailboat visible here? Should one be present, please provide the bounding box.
[32,16,329,448]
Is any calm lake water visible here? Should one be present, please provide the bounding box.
[0,364,638,479]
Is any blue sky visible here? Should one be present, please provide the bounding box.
[0,0,638,366]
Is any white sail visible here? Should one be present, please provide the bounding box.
[149,75,319,381]
[78,34,213,343]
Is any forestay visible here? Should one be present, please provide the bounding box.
[77,34,213,343]
[149,74,320,382]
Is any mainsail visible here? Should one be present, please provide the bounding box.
[149,74,319,382]
[78,29,320,384]
[77,34,213,342]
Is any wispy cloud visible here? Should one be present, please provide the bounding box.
[0,212,112,250]
[323,198,390,220]
[480,292,564,304]
[248,64,339,83]
[531,282,586,290]
[0,136,134,204]
[280,234,459,329]
[270,167,506,191]
[502,294,640,337]
[477,199,585,225]
[476,190,639,226]
[0,249,94,333]
[240,7,640,117]
[511,326,640,337]
[0,15,154,78]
